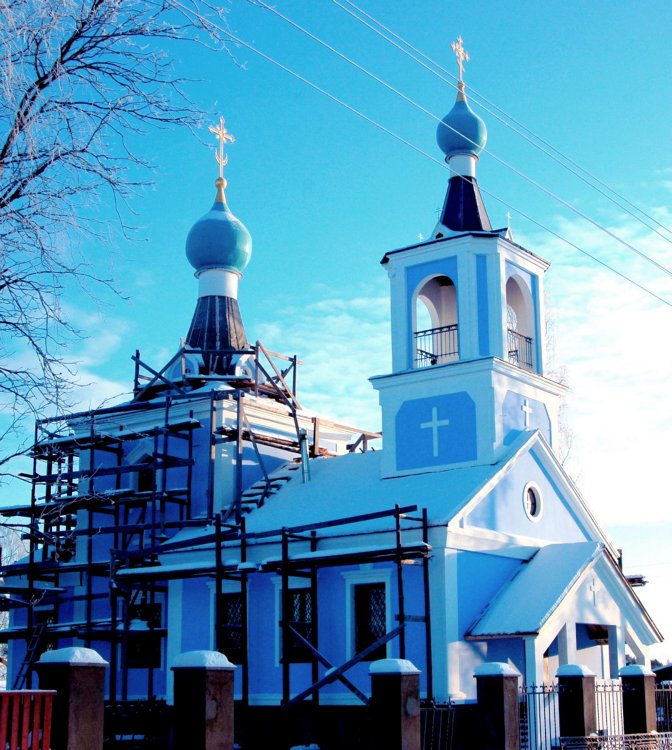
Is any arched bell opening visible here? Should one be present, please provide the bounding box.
[505,275,535,370]
[413,275,458,367]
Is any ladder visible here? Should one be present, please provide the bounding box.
[13,621,47,689]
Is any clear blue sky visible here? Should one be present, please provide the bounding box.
[6,1,672,660]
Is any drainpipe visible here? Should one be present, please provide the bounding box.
[299,429,311,483]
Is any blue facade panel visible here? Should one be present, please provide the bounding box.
[396,392,477,470]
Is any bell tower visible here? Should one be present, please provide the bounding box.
[371,39,566,479]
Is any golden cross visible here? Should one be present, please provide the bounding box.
[451,36,470,84]
[208,116,235,179]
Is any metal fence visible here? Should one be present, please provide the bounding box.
[521,680,624,750]
[520,684,561,750]
[559,734,672,750]
[414,324,458,367]
[657,684,672,732]
[507,329,534,370]
[595,679,624,736]
[421,702,455,750]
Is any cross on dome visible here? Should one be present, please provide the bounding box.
[208,116,235,188]
[451,36,470,90]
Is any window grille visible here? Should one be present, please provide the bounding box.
[219,592,243,664]
[285,589,315,663]
[354,583,386,660]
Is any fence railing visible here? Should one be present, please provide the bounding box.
[507,328,534,370]
[421,702,455,750]
[656,684,672,732]
[520,684,561,750]
[595,679,624,736]
[414,324,458,368]
[0,690,55,750]
[559,734,672,750]
[521,680,625,750]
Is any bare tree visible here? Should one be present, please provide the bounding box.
[0,0,230,460]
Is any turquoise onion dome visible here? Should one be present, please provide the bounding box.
[185,177,252,275]
[436,90,487,158]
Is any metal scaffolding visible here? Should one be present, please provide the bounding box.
[0,340,413,719]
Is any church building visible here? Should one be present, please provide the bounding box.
[0,38,661,740]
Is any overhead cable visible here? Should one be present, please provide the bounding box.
[251,0,672,280]
[333,0,672,245]
[172,0,672,309]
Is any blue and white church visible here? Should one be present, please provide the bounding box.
[1,44,661,736]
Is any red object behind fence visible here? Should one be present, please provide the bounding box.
[0,691,55,750]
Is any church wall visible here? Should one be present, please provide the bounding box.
[219,560,430,705]
[576,623,610,678]
[464,451,590,543]
[476,253,490,357]
[456,551,521,635]
[484,637,525,676]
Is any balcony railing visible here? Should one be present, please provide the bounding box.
[507,329,534,370]
[414,324,458,368]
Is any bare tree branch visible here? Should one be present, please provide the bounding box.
[0,0,233,474]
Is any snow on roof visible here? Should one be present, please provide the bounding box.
[245,443,519,536]
[467,541,602,637]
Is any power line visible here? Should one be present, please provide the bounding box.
[249,0,672,281]
[333,0,672,246]
[173,1,672,309]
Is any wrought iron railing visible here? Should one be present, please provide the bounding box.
[507,328,534,370]
[520,683,561,750]
[414,324,458,367]
[520,680,626,750]
[595,679,624,736]
[656,684,672,732]
[421,701,455,750]
[559,734,672,750]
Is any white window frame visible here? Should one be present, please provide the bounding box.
[342,567,392,660]
[523,481,543,522]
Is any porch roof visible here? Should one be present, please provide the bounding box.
[466,541,602,638]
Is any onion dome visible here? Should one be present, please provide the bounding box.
[185,177,252,276]
[436,89,487,159]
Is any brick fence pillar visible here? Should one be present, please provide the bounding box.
[35,646,108,750]
[474,662,521,750]
[619,664,657,734]
[369,658,421,750]
[171,650,236,750]
[557,664,596,738]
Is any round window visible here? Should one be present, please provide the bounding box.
[523,483,542,521]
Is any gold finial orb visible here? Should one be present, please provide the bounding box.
[214,176,228,204]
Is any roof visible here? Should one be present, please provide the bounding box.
[467,541,663,643]
[467,541,602,637]
[244,441,511,536]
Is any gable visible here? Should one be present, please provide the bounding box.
[462,449,590,543]
[451,432,613,552]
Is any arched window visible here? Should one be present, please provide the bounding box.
[505,276,534,370]
[414,275,458,367]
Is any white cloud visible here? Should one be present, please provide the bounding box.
[255,280,390,430]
